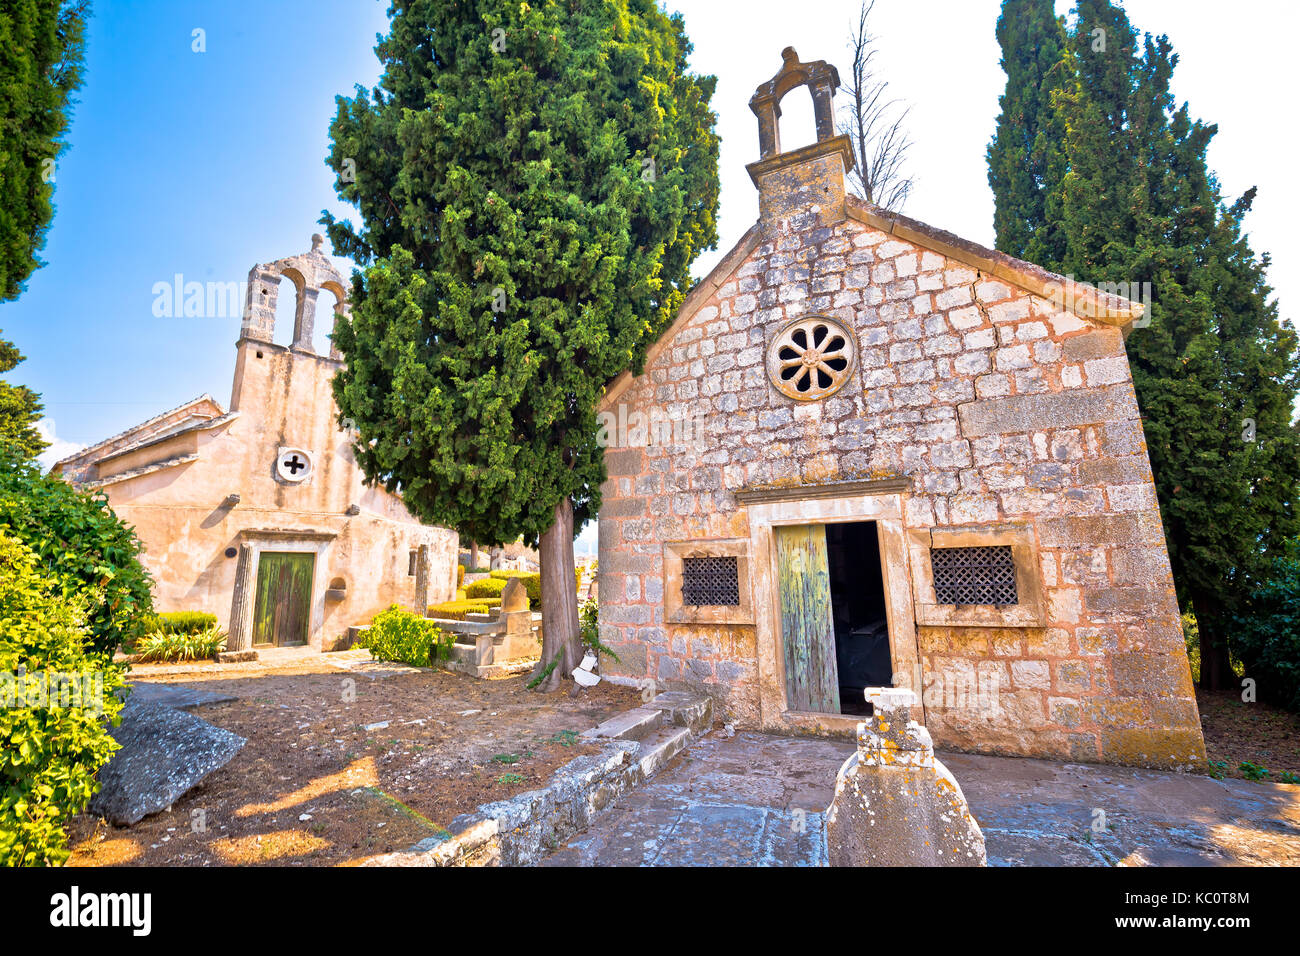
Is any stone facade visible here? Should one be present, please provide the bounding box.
[595,50,1204,770]
[54,237,457,651]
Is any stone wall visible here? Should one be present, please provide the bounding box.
[597,206,1204,769]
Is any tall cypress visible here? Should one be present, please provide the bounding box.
[986,0,1068,265]
[989,0,1300,690]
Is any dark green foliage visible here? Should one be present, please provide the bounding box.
[322,0,720,548]
[987,0,1300,688]
[361,605,454,666]
[0,332,47,460]
[0,444,155,656]
[0,0,89,301]
[0,531,127,866]
[986,0,1068,265]
[1233,545,1300,711]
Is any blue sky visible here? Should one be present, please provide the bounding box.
[5,0,1296,491]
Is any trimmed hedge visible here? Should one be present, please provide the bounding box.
[426,598,502,620]
[153,611,218,635]
[466,576,508,600]
[489,569,541,604]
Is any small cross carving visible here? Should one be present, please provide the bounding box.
[282,454,306,475]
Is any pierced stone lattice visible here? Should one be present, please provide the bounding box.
[766,314,857,401]
[681,556,741,607]
[931,546,1018,606]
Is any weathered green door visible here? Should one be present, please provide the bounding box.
[775,525,840,714]
[252,552,314,646]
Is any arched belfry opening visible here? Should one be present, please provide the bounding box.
[240,234,349,356]
[745,48,856,233]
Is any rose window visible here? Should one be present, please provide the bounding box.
[766,314,857,401]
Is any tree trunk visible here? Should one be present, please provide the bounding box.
[532,497,581,692]
[1193,593,1233,692]
[469,541,478,571]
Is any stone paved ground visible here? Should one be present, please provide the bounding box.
[541,731,1300,866]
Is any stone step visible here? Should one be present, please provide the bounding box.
[581,706,663,742]
[648,691,713,733]
[636,725,692,779]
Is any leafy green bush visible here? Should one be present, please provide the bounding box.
[0,531,126,866]
[456,564,465,588]
[0,445,154,656]
[362,605,454,666]
[426,599,500,620]
[1233,545,1300,711]
[466,576,509,600]
[132,626,227,663]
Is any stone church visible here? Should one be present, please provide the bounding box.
[54,238,458,652]
[597,49,1205,769]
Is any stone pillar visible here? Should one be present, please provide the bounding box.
[241,267,280,343]
[413,544,430,615]
[227,544,257,650]
[293,286,319,351]
[810,80,837,141]
[825,688,986,866]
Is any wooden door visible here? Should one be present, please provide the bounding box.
[252,551,314,646]
[775,525,840,714]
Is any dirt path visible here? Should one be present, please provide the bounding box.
[68,655,638,867]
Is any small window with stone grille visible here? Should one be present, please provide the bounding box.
[681,556,741,607]
[931,545,1018,606]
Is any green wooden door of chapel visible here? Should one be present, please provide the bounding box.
[252,552,314,646]
[775,525,840,714]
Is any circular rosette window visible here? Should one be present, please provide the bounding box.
[766,314,857,401]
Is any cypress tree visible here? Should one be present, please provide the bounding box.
[986,0,1068,265]
[0,331,47,459]
[0,0,89,301]
[323,0,720,689]
[990,0,1300,690]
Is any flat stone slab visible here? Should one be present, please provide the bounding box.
[540,731,1300,867]
[88,698,245,826]
[124,682,237,710]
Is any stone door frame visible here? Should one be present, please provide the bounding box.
[228,529,336,651]
[742,484,923,735]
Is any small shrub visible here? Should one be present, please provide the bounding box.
[579,598,619,662]
[133,626,227,663]
[1239,761,1270,781]
[155,611,218,635]
[466,577,508,600]
[456,564,465,587]
[1278,771,1300,785]
[1232,545,1300,711]
[0,531,127,866]
[426,599,501,620]
[363,605,452,667]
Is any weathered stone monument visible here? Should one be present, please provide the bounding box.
[825,687,986,866]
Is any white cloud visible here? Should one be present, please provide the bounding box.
[35,419,85,472]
